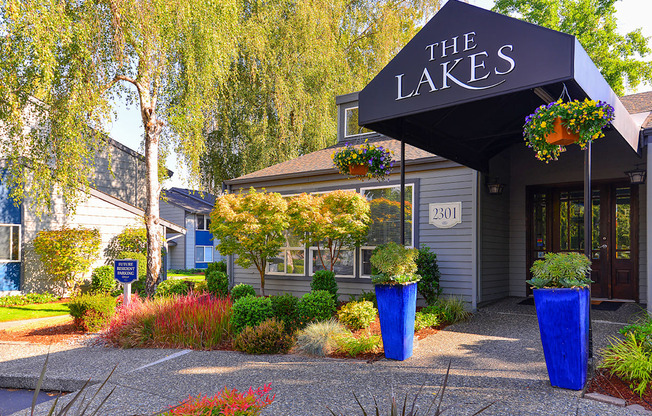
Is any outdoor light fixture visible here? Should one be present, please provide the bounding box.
[486,177,505,195]
[625,164,646,184]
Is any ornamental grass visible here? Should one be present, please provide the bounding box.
[102,293,232,349]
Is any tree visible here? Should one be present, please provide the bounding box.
[200,0,439,191]
[32,227,101,295]
[210,188,288,296]
[0,0,240,296]
[287,190,371,272]
[493,0,652,95]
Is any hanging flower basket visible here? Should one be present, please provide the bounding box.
[332,139,394,181]
[523,99,615,163]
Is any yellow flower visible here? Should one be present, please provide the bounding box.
[352,154,357,159]
[541,121,547,128]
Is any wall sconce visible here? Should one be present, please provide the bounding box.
[486,177,505,195]
[625,164,646,185]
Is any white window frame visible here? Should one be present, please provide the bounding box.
[359,184,415,278]
[0,224,21,263]
[309,247,355,278]
[343,106,374,138]
[195,245,214,263]
[196,214,211,231]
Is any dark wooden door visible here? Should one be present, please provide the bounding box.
[527,183,638,301]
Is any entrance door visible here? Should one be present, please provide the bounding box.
[527,183,638,301]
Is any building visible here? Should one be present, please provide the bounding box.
[160,187,223,270]
[0,136,185,294]
[223,1,652,310]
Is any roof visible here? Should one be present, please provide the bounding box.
[228,135,438,184]
[620,91,652,114]
[163,187,216,214]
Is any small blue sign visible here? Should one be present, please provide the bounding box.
[114,259,139,284]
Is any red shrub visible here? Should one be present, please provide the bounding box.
[163,384,274,416]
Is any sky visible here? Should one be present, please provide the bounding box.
[107,0,652,189]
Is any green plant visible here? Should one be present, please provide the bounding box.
[370,242,421,285]
[32,227,102,294]
[600,333,652,396]
[334,332,382,357]
[295,319,348,356]
[232,318,295,354]
[0,293,59,307]
[104,226,148,259]
[416,245,442,306]
[526,252,592,289]
[620,313,652,348]
[337,300,376,330]
[230,283,256,301]
[348,290,377,307]
[206,260,228,275]
[311,270,338,301]
[524,99,615,162]
[90,265,116,295]
[230,295,273,333]
[156,279,193,297]
[422,297,471,325]
[297,290,336,326]
[270,293,299,333]
[415,311,441,331]
[332,139,394,180]
[67,294,117,332]
[207,270,229,297]
[161,384,274,416]
[194,280,209,293]
[168,268,204,275]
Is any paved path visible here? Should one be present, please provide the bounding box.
[0,297,648,416]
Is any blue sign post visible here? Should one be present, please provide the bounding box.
[114,259,139,305]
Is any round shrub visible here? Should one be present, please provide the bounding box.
[230,283,256,301]
[270,293,299,333]
[68,294,117,332]
[416,245,442,306]
[206,270,229,297]
[311,270,338,301]
[337,300,377,330]
[207,260,227,275]
[90,265,116,294]
[230,296,273,333]
[232,318,294,354]
[297,290,336,326]
[156,279,193,297]
[194,280,208,293]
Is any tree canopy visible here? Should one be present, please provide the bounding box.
[493,0,652,95]
[200,0,438,191]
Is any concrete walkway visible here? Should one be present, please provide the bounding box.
[0,297,648,416]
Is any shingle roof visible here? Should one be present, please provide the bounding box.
[230,135,437,183]
[163,187,215,214]
[620,91,652,114]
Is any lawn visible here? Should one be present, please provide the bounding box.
[0,302,70,322]
[167,274,205,283]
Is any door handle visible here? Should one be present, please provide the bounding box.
[599,244,608,249]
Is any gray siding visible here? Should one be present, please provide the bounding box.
[229,163,479,307]
[185,214,195,269]
[160,200,186,270]
[508,138,647,302]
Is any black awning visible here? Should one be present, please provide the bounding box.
[358,0,638,172]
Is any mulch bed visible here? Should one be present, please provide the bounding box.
[0,319,87,344]
[586,368,652,410]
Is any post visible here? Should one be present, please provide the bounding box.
[123,282,132,306]
[401,138,406,246]
[584,141,593,360]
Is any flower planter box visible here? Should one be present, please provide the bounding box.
[348,164,369,176]
[545,117,580,146]
[533,287,590,390]
[375,282,417,361]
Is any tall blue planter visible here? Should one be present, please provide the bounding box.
[533,287,590,390]
[375,282,417,361]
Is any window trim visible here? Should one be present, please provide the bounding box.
[196,214,211,231]
[195,245,214,263]
[343,106,374,139]
[266,247,306,276]
[0,224,21,263]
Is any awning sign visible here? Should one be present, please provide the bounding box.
[429,202,462,228]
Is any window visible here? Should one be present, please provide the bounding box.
[360,184,414,276]
[344,107,372,138]
[310,248,355,277]
[266,231,306,275]
[196,214,211,231]
[195,246,214,263]
[0,225,20,262]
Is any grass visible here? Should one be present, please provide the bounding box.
[0,302,71,322]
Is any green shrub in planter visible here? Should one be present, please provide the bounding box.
[68,294,117,332]
[311,270,338,301]
[370,242,421,285]
[526,252,592,289]
[230,283,256,301]
[337,300,376,330]
[206,270,229,297]
[270,293,299,333]
[90,265,116,294]
[230,296,273,333]
[416,245,442,306]
[232,318,294,354]
[297,290,336,326]
[156,279,193,297]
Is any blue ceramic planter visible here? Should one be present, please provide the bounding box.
[533,287,590,390]
[375,282,417,361]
